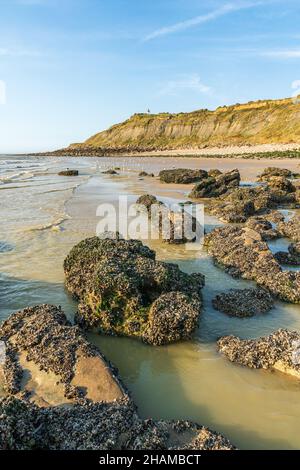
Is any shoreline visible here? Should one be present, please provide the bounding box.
[10,142,300,159]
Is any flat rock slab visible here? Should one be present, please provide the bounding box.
[218,329,300,379]
[0,304,124,405]
[0,396,236,450]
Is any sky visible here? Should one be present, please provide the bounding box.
[0,0,300,152]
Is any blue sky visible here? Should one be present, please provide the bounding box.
[0,0,300,152]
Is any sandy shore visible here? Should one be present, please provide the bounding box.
[126,143,300,157]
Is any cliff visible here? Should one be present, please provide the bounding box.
[70,97,300,151]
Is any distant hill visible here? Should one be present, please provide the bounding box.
[69,97,300,151]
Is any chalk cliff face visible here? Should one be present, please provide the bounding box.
[71,98,300,150]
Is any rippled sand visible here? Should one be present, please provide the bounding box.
[1,154,300,449]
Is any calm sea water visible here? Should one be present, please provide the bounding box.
[1,154,300,449]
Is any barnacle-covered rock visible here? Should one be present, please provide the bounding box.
[64,235,204,344]
[189,169,240,199]
[0,304,124,404]
[212,288,274,317]
[159,168,208,184]
[205,226,300,303]
[218,329,300,379]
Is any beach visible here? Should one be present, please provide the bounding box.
[1,153,300,449]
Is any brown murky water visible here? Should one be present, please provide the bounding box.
[1,154,300,449]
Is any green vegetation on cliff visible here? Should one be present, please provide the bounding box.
[70,97,300,150]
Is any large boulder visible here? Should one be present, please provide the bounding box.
[64,235,204,345]
[189,169,240,199]
[212,288,274,317]
[205,226,300,303]
[218,329,300,379]
[159,168,207,184]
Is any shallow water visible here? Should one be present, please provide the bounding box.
[1,154,300,449]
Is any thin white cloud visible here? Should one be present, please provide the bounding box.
[144,1,270,41]
[158,74,212,96]
[0,47,40,57]
[262,49,300,58]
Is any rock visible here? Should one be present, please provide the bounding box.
[139,171,154,177]
[0,305,124,404]
[189,169,240,199]
[205,226,300,303]
[136,194,163,213]
[212,288,274,317]
[266,176,296,193]
[207,184,298,223]
[265,210,285,224]
[208,169,222,178]
[275,242,300,266]
[245,217,279,240]
[278,215,300,242]
[0,396,235,450]
[159,168,208,184]
[0,307,234,451]
[64,236,204,345]
[258,167,300,181]
[209,199,255,223]
[58,169,78,176]
[135,195,200,244]
[102,169,118,175]
[218,329,300,379]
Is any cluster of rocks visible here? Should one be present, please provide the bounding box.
[190,169,240,199]
[205,226,300,303]
[207,184,298,223]
[0,306,235,450]
[136,194,200,244]
[159,168,208,184]
[58,169,79,177]
[64,234,204,345]
[180,166,300,224]
[0,396,235,450]
[212,288,274,318]
[218,329,300,379]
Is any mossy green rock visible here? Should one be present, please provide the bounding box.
[64,236,204,345]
